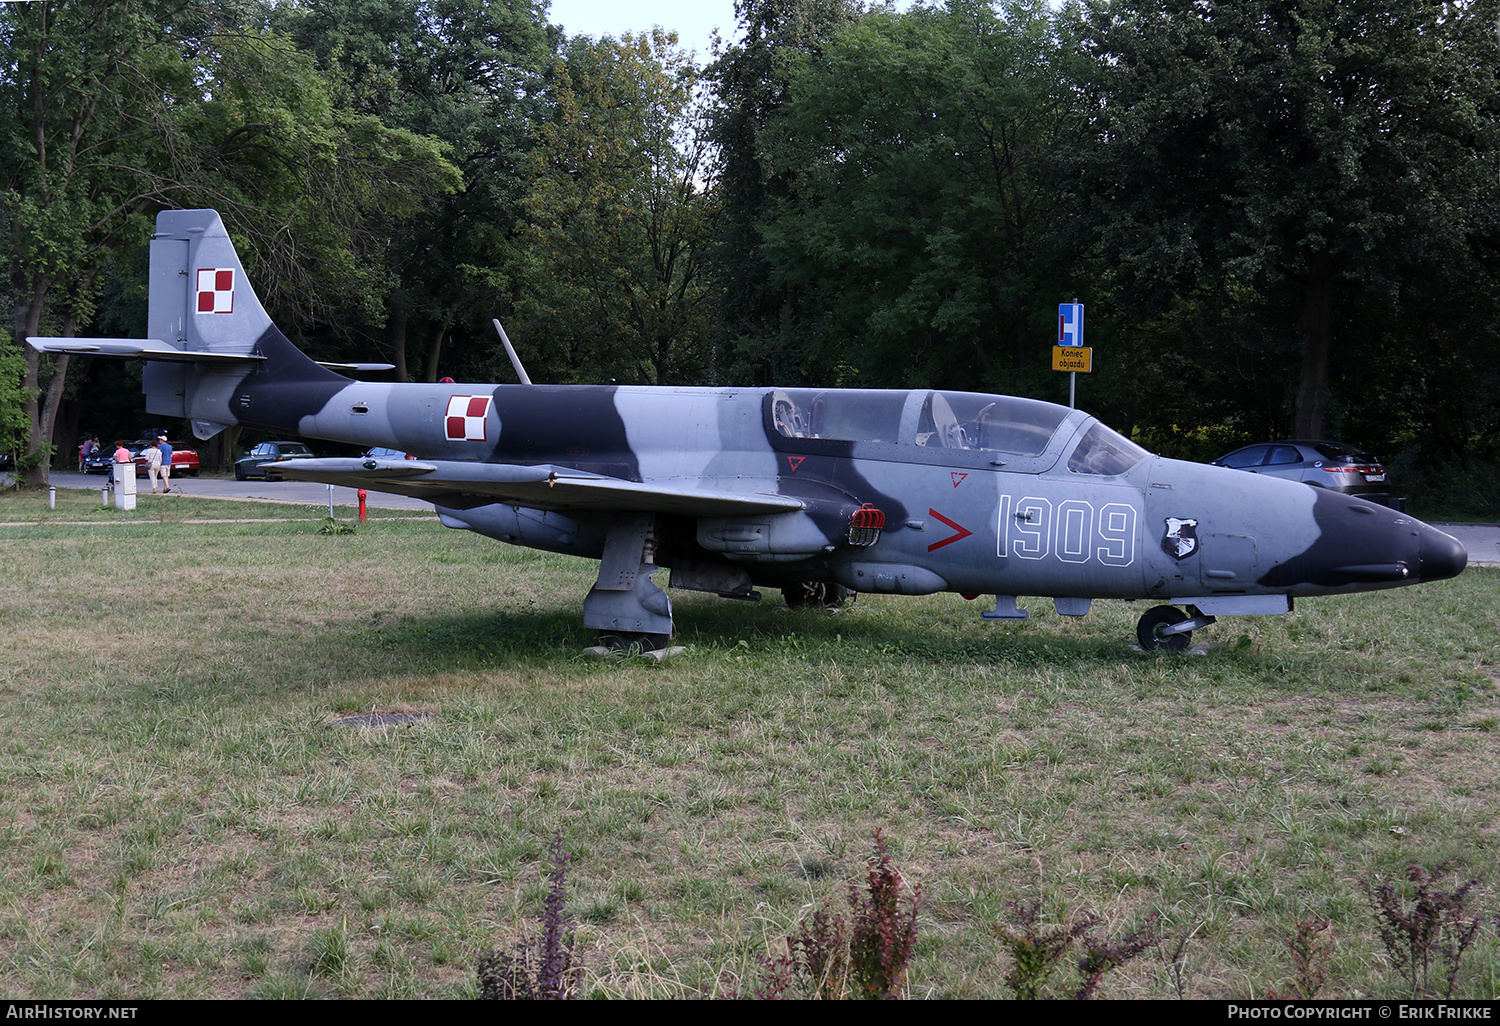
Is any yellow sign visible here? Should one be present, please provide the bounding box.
[1053,346,1092,373]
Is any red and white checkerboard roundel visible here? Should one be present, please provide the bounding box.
[445,395,491,441]
[195,268,234,314]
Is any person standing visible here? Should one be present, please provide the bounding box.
[142,438,163,493]
[157,436,174,493]
[110,439,131,488]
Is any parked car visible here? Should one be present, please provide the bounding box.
[82,438,199,477]
[360,447,416,461]
[1211,440,1393,505]
[83,447,114,474]
[131,438,199,478]
[234,441,316,480]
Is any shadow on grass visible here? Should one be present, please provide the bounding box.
[359,608,591,668]
[350,589,1206,674]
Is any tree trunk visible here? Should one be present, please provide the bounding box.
[208,424,243,472]
[390,305,410,382]
[421,322,446,382]
[38,351,69,475]
[1293,269,1333,439]
[18,279,49,487]
[1011,304,1027,386]
[36,298,89,476]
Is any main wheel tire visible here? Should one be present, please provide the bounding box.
[1137,605,1190,651]
[598,631,671,653]
[781,582,855,610]
[234,466,246,481]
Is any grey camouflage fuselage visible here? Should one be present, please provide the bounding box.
[30,210,1467,649]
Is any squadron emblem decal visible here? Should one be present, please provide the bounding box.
[445,395,491,441]
[1161,517,1199,560]
[195,268,234,314]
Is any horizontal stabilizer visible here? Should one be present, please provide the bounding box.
[316,361,396,373]
[26,337,265,363]
[268,457,806,516]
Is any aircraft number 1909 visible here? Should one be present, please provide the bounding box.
[996,495,1138,567]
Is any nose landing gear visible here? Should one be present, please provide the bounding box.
[1136,604,1217,651]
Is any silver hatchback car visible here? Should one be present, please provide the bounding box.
[1212,440,1394,506]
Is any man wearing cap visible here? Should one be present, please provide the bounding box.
[157,436,174,493]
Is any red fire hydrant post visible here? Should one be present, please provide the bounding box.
[358,488,367,522]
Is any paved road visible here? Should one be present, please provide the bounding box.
[49,471,434,511]
[39,472,1500,565]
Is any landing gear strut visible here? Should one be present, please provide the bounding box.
[584,514,673,651]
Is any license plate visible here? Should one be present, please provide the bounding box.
[1365,473,1386,482]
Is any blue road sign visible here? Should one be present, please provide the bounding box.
[1058,303,1084,346]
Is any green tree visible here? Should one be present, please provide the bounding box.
[1070,0,1500,442]
[752,0,1087,392]
[706,0,861,383]
[0,332,28,479]
[276,0,551,381]
[3,1,186,483]
[2,0,458,484]
[515,31,719,385]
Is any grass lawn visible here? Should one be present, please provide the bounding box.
[1,486,1496,999]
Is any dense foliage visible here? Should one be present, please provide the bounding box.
[4,0,1497,507]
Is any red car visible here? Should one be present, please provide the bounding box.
[131,441,200,477]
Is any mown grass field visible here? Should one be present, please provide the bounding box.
[1,487,1497,999]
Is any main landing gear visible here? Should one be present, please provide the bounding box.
[780,582,855,611]
[584,513,675,653]
[1136,604,1217,651]
[596,631,672,653]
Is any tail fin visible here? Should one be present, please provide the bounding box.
[145,209,347,440]
[29,209,351,440]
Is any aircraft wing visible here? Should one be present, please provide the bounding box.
[269,458,807,516]
[27,337,265,363]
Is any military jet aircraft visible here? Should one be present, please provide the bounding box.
[28,209,1468,651]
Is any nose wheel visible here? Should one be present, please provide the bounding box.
[1136,605,1215,651]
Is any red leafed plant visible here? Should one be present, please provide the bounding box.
[847,829,921,999]
[756,830,921,1000]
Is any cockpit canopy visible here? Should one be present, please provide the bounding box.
[767,388,1147,477]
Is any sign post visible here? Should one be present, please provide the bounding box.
[1054,302,1091,407]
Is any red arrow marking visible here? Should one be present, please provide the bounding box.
[951,472,967,488]
[927,508,973,551]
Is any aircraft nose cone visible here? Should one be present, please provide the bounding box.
[1257,492,1469,591]
[1417,526,1467,582]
